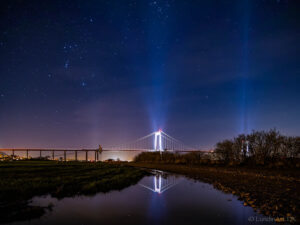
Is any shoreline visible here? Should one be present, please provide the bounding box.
[0,161,147,224]
[128,162,299,223]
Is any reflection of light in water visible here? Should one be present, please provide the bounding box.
[139,171,178,194]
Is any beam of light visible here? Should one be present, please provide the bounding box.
[143,2,172,133]
[239,0,251,134]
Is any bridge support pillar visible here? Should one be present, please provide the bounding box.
[40,150,42,159]
[26,150,29,159]
[52,150,55,160]
[12,150,14,159]
[64,150,66,161]
[94,151,97,162]
[75,151,77,161]
[154,131,163,151]
[85,151,88,162]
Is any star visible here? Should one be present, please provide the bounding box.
[64,60,69,69]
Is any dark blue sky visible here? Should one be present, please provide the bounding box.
[0,0,299,149]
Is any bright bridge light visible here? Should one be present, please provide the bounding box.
[154,130,163,151]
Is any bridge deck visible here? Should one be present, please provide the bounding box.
[0,148,207,152]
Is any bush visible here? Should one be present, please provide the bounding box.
[134,152,210,165]
[215,129,299,164]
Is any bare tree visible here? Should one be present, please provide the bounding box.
[233,134,247,162]
[215,140,234,162]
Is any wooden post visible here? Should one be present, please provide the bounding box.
[26,150,29,159]
[64,150,66,161]
[52,150,55,160]
[86,151,88,162]
[75,151,77,161]
[94,151,97,162]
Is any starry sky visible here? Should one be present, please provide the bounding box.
[0,0,299,149]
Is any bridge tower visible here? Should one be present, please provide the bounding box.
[103,129,193,151]
[154,129,163,151]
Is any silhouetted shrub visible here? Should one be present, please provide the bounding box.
[215,129,299,164]
[134,152,208,165]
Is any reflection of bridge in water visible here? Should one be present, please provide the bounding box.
[139,171,178,194]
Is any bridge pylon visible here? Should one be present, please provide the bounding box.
[103,129,194,151]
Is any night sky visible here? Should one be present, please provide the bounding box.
[0,0,299,149]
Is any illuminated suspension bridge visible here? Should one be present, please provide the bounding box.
[104,129,194,151]
[0,130,197,161]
